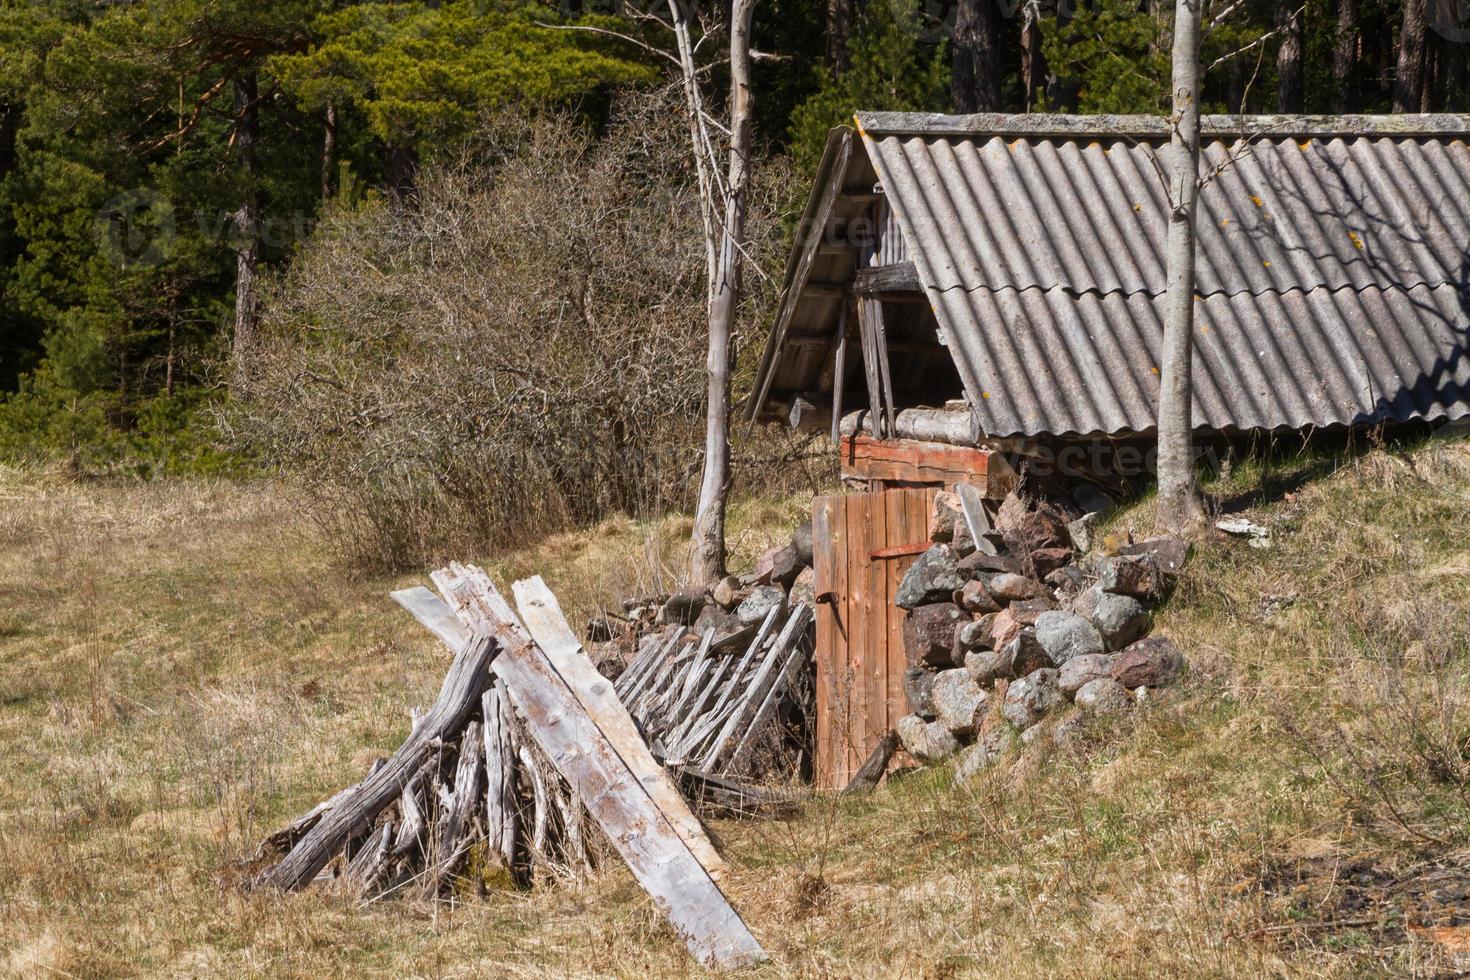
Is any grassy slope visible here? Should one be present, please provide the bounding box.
[1,440,1466,977]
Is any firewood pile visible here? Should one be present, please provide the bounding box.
[247,559,819,968]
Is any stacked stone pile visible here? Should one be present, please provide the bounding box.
[894,486,1191,781]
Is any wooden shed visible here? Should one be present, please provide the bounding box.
[748,111,1470,787]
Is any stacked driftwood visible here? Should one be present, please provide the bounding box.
[250,564,768,969]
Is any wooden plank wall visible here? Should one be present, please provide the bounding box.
[812,486,939,788]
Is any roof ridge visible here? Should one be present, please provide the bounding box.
[856,111,1470,141]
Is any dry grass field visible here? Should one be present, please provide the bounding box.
[2,438,1468,977]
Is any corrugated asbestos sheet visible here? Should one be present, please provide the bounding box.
[752,113,1470,440]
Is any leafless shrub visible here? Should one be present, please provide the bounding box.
[226,91,797,569]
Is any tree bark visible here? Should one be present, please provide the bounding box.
[1332,0,1358,112]
[827,0,852,76]
[1276,2,1305,112]
[231,72,260,390]
[689,0,756,586]
[1156,0,1207,532]
[953,0,1003,112]
[1021,2,1046,111]
[1394,0,1428,111]
[321,102,337,201]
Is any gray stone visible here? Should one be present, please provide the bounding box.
[1116,536,1190,575]
[954,725,1016,784]
[903,666,937,718]
[788,565,816,607]
[1097,553,1172,601]
[1110,636,1186,688]
[1083,586,1152,650]
[1051,708,1087,749]
[767,545,805,588]
[955,579,1002,613]
[735,585,786,626]
[956,551,1023,576]
[985,572,1048,603]
[790,520,814,566]
[1066,513,1098,553]
[1004,629,1056,677]
[902,602,968,667]
[964,646,1014,686]
[1034,611,1106,667]
[928,491,963,542]
[896,544,966,609]
[659,586,708,625]
[1029,547,1074,579]
[1074,677,1131,714]
[896,714,960,762]
[1044,564,1088,595]
[957,615,996,652]
[931,668,989,734]
[1001,668,1063,729]
[711,575,742,610]
[1057,653,1116,697]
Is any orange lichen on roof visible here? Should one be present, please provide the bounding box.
[1348,230,1365,250]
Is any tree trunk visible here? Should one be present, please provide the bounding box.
[1021,2,1046,111]
[1276,2,1305,112]
[231,72,260,389]
[1394,0,1428,111]
[1156,0,1207,532]
[827,0,852,76]
[953,0,1003,112]
[321,102,337,201]
[689,0,757,586]
[1331,0,1358,112]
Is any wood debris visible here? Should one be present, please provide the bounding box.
[250,563,783,970]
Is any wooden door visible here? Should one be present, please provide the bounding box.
[811,487,939,788]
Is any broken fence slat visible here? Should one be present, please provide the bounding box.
[722,605,814,775]
[701,606,811,772]
[429,564,766,970]
[511,575,726,880]
[481,684,518,874]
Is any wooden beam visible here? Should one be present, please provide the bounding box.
[830,299,849,447]
[854,260,922,295]
[839,435,1018,497]
[750,131,854,415]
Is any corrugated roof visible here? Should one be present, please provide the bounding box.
[750,112,1470,439]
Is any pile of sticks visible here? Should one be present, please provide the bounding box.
[250,564,768,969]
[617,602,813,779]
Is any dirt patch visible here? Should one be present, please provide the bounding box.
[1258,849,1470,964]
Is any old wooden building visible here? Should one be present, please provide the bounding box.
[747,112,1470,785]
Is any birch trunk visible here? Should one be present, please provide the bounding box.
[231,73,260,390]
[689,0,756,586]
[1156,0,1207,532]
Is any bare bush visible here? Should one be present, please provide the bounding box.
[226,93,797,569]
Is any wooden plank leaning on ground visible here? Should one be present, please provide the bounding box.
[509,575,726,878]
[427,563,766,970]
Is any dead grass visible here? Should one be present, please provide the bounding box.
[2,437,1468,977]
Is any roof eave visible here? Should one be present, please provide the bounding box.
[854,111,1470,140]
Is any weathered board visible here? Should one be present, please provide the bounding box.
[840,434,1017,494]
[811,487,939,787]
[430,564,766,970]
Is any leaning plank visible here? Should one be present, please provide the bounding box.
[513,576,727,879]
[841,729,899,795]
[391,586,470,651]
[955,482,999,557]
[481,685,518,873]
[433,565,765,970]
[425,720,484,891]
[258,632,494,891]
